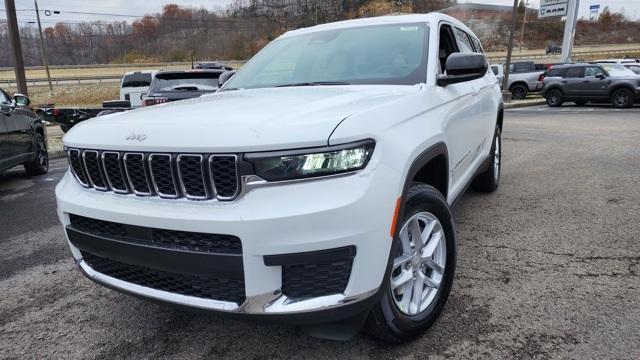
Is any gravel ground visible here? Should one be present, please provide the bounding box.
[1,105,639,359]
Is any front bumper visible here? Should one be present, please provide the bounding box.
[56,161,401,322]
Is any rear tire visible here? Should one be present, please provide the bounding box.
[472,125,501,193]
[546,89,563,107]
[611,88,633,108]
[365,184,456,343]
[510,84,528,100]
[24,133,49,176]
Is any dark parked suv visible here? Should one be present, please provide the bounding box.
[542,63,640,108]
[0,89,48,176]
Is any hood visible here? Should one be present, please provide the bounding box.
[64,85,418,152]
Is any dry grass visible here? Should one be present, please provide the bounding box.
[0,60,245,81]
[7,84,120,108]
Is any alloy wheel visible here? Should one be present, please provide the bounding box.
[391,212,446,316]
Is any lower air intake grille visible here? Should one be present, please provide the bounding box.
[282,259,353,299]
[69,214,242,254]
[82,251,246,304]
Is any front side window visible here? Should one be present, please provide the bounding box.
[584,66,605,77]
[223,24,429,90]
[454,28,474,53]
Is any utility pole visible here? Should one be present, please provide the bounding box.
[34,0,53,91]
[518,0,529,51]
[4,0,28,96]
[502,0,519,96]
[560,0,580,63]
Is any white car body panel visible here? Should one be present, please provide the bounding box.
[56,13,502,316]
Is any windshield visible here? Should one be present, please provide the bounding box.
[600,64,637,77]
[223,23,428,90]
[151,72,221,92]
[122,73,152,88]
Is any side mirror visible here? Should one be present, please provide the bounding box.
[14,93,30,106]
[596,73,607,79]
[437,53,488,87]
[218,70,236,87]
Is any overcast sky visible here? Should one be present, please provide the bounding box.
[9,0,640,24]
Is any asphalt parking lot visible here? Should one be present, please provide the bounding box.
[1,105,639,359]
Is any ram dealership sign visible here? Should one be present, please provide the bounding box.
[539,0,569,17]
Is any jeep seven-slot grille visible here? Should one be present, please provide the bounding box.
[81,251,246,303]
[66,148,239,201]
[69,214,242,254]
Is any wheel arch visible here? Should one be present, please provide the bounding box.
[402,142,449,202]
[509,81,528,91]
[608,83,635,96]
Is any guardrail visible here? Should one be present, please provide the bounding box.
[2,75,122,87]
[487,47,640,62]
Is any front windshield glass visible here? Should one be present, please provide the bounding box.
[223,23,428,90]
[600,64,637,77]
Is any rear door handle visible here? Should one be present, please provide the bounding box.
[561,80,568,84]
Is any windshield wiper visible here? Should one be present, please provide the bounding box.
[275,81,350,88]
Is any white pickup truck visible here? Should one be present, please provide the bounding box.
[491,61,546,99]
[119,70,157,107]
[57,13,503,343]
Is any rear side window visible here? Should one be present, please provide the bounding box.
[122,73,152,88]
[547,67,566,77]
[564,67,584,78]
[454,28,474,53]
[510,62,535,73]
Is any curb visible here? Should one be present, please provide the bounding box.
[504,100,546,109]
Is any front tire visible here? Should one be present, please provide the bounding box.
[611,88,633,108]
[24,133,49,176]
[365,184,456,343]
[472,125,501,192]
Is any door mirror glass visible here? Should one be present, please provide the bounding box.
[437,53,488,87]
[14,94,30,106]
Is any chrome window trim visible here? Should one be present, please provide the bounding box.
[208,154,239,201]
[81,150,109,191]
[101,151,129,194]
[123,152,153,196]
[148,153,180,199]
[67,148,90,188]
[176,154,210,200]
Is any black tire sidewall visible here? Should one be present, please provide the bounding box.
[611,89,632,108]
[511,85,527,99]
[378,185,456,338]
[546,90,563,107]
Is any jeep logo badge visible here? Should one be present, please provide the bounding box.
[125,133,147,142]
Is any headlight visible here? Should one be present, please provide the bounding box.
[245,139,375,181]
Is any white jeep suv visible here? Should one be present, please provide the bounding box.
[56,13,503,343]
